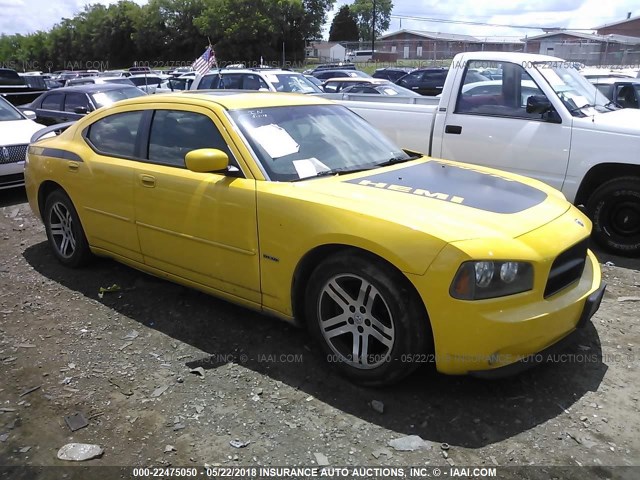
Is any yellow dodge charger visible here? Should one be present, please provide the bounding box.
[25,92,605,385]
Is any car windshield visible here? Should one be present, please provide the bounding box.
[0,97,24,121]
[90,87,146,108]
[534,62,613,114]
[268,73,322,93]
[229,104,411,182]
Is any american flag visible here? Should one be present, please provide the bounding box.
[192,46,216,74]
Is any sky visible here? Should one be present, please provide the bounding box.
[0,0,637,40]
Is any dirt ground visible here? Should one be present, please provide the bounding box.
[0,188,638,480]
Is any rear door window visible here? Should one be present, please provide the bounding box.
[86,111,144,158]
[41,93,64,110]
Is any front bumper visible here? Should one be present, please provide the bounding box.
[407,206,604,375]
[469,282,605,379]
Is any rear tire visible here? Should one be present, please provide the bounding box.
[305,250,432,386]
[586,177,640,256]
[43,190,92,267]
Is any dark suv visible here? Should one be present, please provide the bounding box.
[372,67,415,82]
[395,68,449,96]
[396,68,489,96]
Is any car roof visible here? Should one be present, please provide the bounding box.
[323,77,390,84]
[113,91,332,110]
[202,68,294,75]
[589,77,640,85]
[413,67,448,72]
[128,73,167,78]
[45,84,140,93]
[375,67,414,71]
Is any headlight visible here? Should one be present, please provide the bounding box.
[450,261,533,300]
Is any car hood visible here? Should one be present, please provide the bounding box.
[0,119,46,145]
[579,108,640,134]
[292,158,572,243]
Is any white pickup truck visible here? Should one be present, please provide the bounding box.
[325,51,640,256]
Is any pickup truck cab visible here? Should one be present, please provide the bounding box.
[329,51,640,256]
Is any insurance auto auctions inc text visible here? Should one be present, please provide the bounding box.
[206,466,497,478]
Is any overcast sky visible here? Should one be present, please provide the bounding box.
[0,0,637,39]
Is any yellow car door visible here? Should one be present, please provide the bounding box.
[79,110,145,262]
[133,107,261,304]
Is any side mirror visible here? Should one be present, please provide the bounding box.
[526,95,553,114]
[22,110,37,120]
[74,106,89,114]
[185,148,229,173]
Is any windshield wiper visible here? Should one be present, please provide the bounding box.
[569,103,597,114]
[375,154,421,168]
[291,166,374,182]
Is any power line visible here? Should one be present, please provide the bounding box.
[390,14,598,31]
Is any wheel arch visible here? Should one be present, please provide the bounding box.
[575,163,640,207]
[291,243,432,331]
[37,180,66,222]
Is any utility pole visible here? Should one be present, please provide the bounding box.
[371,0,376,53]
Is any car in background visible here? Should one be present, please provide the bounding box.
[1,68,48,106]
[19,74,49,91]
[340,82,421,96]
[321,77,419,96]
[190,68,322,93]
[156,73,196,93]
[580,67,635,80]
[397,67,488,96]
[27,84,146,126]
[312,69,371,81]
[168,67,195,77]
[303,62,356,75]
[372,67,415,82]
[57,71,99,84]
[588,77,640,109]
[304,74,323,88]
[24,91,604,385]
[128,74,169,94]
[0,95,46,189]
[128,66,152,74]
[98,70,132,78]
[45,79,64,89]
[67,77,136,87]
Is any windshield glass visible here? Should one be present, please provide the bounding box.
[0,97,24,121]
[229,104,410,182]
[534,61,613,114]
[91,87,146,108]
[266,73,322,93]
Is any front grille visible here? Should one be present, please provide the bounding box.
[0,172,25,188]
[544,238,589,298]
[0,144,28,165]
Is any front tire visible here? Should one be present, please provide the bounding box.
[305,250,431,386]
[43,190,92,267]
[587,177,640,256]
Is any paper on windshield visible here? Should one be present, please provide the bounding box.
[252,124,299,158]
[293,158,330,179]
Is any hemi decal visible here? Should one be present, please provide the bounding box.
[345,161,547,214]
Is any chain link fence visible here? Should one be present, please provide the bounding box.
[311,39,640,68]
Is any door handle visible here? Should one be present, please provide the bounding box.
[445,125,462,135]
[139,174,156,188]
[67,161,79,172]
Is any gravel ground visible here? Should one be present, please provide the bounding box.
[0,188,638,480]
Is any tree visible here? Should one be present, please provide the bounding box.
[329,5,359,42]
[194,0,335,64]
[350,0,392,42]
